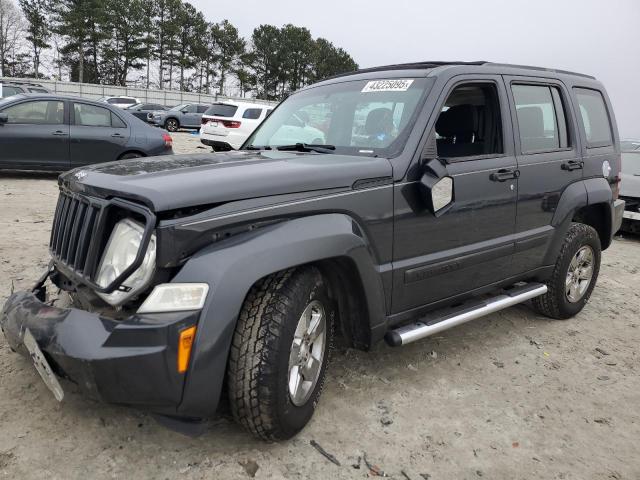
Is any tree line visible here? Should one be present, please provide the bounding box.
[0,0,359,100]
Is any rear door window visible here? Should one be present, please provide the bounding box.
[196,105,209,114]
[204,104,238,118]
[2,100,64,124]
[243,108,263,120]
[512,84,569,153]
[574,88,613,148]
[74,103,113,127]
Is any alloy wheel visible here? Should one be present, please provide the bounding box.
[288,300,326,406]
[565,245,595,303]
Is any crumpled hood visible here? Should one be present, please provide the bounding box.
[59,150,393,212]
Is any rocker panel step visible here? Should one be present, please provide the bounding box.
[385,283,547,347]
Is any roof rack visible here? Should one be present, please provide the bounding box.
[322,60,595,81]
[321,61,488,81]
[484,62,595,79]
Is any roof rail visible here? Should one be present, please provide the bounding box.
[321,61,488,82]
[483,62,595,79]
[320,60,595,82]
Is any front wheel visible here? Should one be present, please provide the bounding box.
[227,266,335,440]
[532,223,601,319]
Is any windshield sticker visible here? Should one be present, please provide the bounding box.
[362,79,414,93]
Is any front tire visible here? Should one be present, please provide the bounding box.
[227,266,335,440]
[533,223,601,319]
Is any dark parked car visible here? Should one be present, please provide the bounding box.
[0,94,173,171]
[619,140,640,233]
[150,103,210,132]
[125,102,167,122]
[1,62,624,441]
[1,81,50,98]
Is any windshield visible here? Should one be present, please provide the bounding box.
[245,77,433,157]
[170,104,187,112]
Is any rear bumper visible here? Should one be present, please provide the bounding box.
[200,131,241,150]
[0,289,200,416]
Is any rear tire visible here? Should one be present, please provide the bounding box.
[119,152,142,160]
[164,118,179,132]
[532,223,601,319]
[227,266,335,440]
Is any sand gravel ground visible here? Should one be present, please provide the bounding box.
[1,132,638,479]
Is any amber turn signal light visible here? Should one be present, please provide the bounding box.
[178,326,197,373]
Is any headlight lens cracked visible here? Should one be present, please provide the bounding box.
[95,218,156,306]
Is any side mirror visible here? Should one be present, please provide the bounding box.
[181,109,189,114]
[418,131,453,215]
[0,113,7,124]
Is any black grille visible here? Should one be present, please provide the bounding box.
[49,191,103,278]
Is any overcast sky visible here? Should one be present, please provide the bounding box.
[191,0,640,139]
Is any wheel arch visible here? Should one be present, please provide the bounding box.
[571,203,611,249]
[118,150,146,160]
[173,214,387,417]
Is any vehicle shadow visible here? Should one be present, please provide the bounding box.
[0,171,60,180]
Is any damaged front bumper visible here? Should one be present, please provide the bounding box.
[0,284,200,417]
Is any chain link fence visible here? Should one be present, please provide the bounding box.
[0,77,279,107]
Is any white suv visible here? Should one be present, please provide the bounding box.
[200,101,273,151]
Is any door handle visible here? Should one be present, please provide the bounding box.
[490,169,520,182]
[111,133,124,138]
[561,160,584,171]
[52,130,68,136]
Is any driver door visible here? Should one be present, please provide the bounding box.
[0,99,69,170]
[392,76,518,313]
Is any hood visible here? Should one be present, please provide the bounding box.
[60,151,393,212]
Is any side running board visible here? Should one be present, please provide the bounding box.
[385,283,547,347]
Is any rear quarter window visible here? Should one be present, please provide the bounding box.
[242,108,263,120]
[574,88,613,148]
[204,104,238,118]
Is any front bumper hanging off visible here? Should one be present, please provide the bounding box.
[0,276,199,416]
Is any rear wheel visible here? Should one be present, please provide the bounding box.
[533,223,601,319]
[119,152,142,160]
[227,266,335,440]
[164,118,179,132]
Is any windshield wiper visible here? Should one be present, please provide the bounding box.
[276,143,336,154]
[245,145,272,151]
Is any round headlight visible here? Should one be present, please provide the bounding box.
[95,218,156,306]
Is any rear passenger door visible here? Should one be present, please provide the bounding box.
[241,107,264,136]
[504,77,581,275]
[70,102,130,166]
[194,105,209,127]
[571,87,618,186]
[392,76,518,313]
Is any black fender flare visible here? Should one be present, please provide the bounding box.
[545,177,613,264]
[172,213,387,417]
